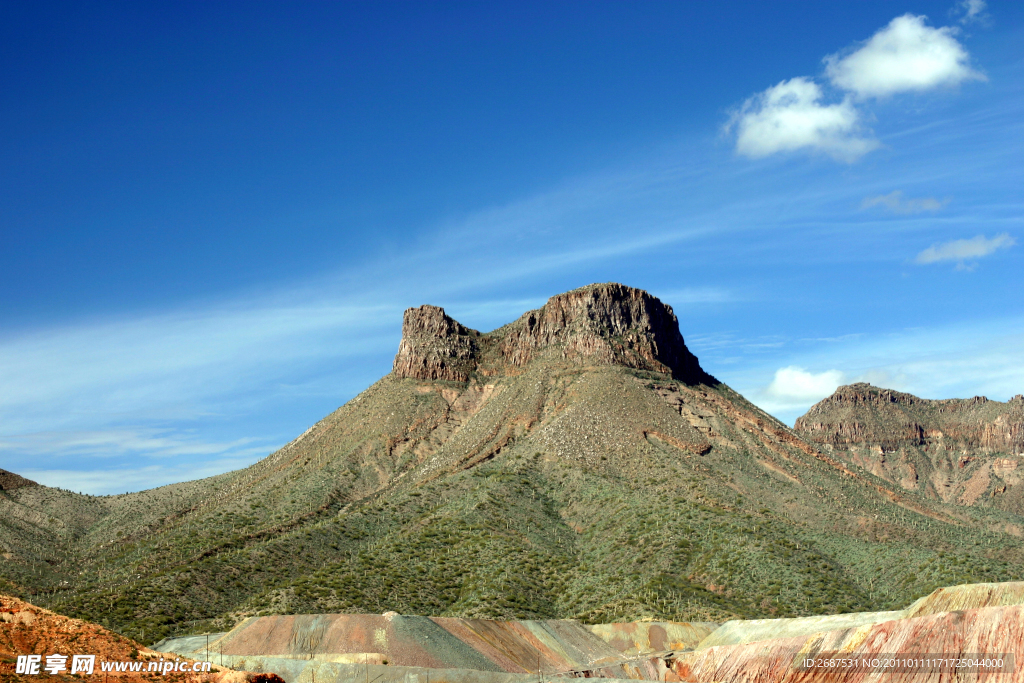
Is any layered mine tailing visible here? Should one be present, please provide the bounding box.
[392,283,711,384]
[693,610,906,650]
[671,605,1024,683]
[669,581,1024,682]
[586,622,718,658]
[154,613,672,681]
[151,582,1024,683]
[903,581,1024,618]
[160,613,631,674]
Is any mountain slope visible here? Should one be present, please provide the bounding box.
[3,284,1024,646]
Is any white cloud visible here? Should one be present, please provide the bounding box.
[825,14,984,99]
[861,190,948,214]
[728,77,878,161]
[915,233,1015,264]
[728,12,987,161]
[0,299,394,432]
[765,366,846,403]
[954,0,988,24]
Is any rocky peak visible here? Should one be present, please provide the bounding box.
[391,284,713,384]
[498,283,710,383]
[392,305,480,381]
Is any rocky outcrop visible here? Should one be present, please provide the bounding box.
[392,284,713,384]
[0,468,37,491]
[496,283,710,383]
[392,305,480,381]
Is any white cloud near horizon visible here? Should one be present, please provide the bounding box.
[733,316,1024,426]
[916,233,1015,264]
[861,190,948,214]
[19,458,261,496]
[764,366,846,406]
[0,428,275,459]
[728,78,877,161]
[825,14,984,99]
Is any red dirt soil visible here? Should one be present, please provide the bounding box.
[0,595,282,683]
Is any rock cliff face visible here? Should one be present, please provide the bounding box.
[392,305,480,382]
[795,383,1024,509]
[392,283,713,384]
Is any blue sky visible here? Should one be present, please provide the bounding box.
[2,1,1021,494]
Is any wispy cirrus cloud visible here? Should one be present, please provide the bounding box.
[20,459,262,496]
[0,291,401,492]
[0,297,396,432]
[861,190,949,215]
[953,0,989,25]
[0,428,274,459]
[916,233,1015,266]
[657,287,736,306]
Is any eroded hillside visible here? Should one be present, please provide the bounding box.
[2,284,1023,646]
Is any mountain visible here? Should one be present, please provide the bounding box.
[795,383,1024,511]
[2,284,1024,647]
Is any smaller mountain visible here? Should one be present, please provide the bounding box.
[795,383,1024,511]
